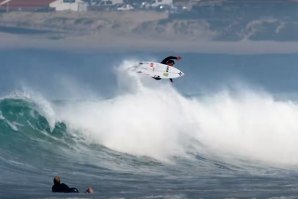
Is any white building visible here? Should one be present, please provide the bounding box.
[50,0,87,11]
[100,0,123,5]
[151,0,173,7]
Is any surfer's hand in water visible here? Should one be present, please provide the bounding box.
[85,187,94,193]
[176,56,182,60]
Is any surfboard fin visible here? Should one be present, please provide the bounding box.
[152,76,161,80]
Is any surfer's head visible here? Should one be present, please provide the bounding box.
[166,60,175,66]
[53,176,61,185]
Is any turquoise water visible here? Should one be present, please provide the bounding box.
[2,50,298,198]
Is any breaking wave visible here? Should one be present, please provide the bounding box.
[2,60,298,168]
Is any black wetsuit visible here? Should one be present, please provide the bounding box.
[52,183,79,193]
[161,56,179,65]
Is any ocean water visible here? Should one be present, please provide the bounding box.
[2,49,298,199]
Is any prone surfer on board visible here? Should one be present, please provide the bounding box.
[153,56,182,83]
[52,176,94,193]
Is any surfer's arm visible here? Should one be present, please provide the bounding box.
[161,56,181,64]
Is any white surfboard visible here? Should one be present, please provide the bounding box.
[130,62,184,79]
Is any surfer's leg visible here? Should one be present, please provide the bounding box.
[170,78,173,83]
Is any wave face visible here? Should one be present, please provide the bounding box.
[2,52,298,198]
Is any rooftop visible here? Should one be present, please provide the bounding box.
[0,0,55,8]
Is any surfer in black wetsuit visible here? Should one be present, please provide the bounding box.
[52,176,79,193]
[161,56,182,65]
[52,176,93,193]
[153,56,182,83]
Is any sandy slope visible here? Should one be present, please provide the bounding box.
[1,11,298,54]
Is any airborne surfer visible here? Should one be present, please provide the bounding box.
[161,56,182,65]
[153,56,182,83]
[131,56,184,81]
